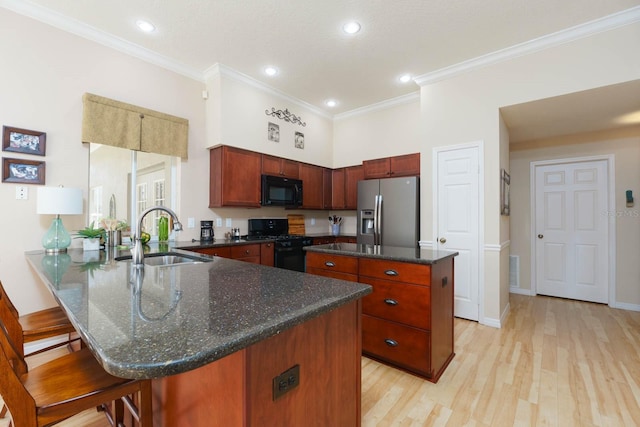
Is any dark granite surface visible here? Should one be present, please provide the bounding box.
[25,245,370,380]
[304,243,458,264]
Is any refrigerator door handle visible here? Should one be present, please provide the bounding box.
[376,194,383,245]
[373,194,379,245]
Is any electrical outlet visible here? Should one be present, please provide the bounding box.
[216,218,222,227]
[16,186,28,200]
[311,218,315,225]
[272,364,300,400]
[225,218,232,227]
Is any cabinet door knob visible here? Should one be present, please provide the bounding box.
[384,269,398,276]
[384,339,398,347]
[325,261,335,267]
[384,298,398,306]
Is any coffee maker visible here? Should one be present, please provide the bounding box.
[200,220,214,242]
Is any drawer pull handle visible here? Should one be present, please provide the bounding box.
[245,250,250,254]
[325,261,336,267]
[384,269,399,276]
[384,299,398,306]
[384,339,398,347]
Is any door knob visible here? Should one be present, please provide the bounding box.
[439,237,446,243]
[538,234,544,239]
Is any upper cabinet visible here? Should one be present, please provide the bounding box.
[210,146,262,208]
[299,163,324,209]
[331,168,346,210]
[344,165,364,209]
[262,155,299,179]
[363,153,420,179]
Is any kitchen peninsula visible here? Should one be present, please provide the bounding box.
[305,243,457,382]
[26,246,371,426]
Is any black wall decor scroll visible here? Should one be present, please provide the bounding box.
[265,107,306,127]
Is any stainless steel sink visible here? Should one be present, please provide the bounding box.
[116,252,212,266]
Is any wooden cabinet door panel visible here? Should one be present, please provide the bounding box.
[262,155,299,178]
[361,277,431,329]
[344,165,364,209]
[306,267,358,283]
[363,158,391,179]
[331,168,346,209]
[260,242,274,266]
[359,258,431,286]
[281,159,300,178]
[231,244,261,259]
[362,314,431,376]
[322,168,333,209]
[390,153,420,177]
[210,146,261,208]
[299,163,324,209]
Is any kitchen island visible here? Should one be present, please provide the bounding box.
[26,246,371,426]
[305,243,457,382]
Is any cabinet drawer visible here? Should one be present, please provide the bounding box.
[306,253,358,274]
[306,267,358,283]
[361,277,431,329]
[231,244,261,259]
[359,258,430,286]
[191,247,232,258]
[362,315,430,376]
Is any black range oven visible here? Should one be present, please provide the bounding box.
[247,218,312,272]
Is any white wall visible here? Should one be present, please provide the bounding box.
[510,127,640,308]
[0,8,207,313]
[419,21,640,323]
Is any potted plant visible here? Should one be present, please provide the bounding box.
[75,222,106,252]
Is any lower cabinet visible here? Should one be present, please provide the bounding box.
[189,242,274,266]
[305,251,454,382]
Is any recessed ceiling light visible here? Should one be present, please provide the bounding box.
[325,99,338,108]
[342,21,361,35]
[399,74,412,84]
[264,66,279,76]
[136,19,156,33]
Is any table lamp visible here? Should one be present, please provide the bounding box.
[37,186,83,254]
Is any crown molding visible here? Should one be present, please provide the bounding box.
[414,6,640,86]
[0,0,204,82]
[333,92,420,121]
[204,63,333,119]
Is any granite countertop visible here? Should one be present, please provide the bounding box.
[304,243,458,264]
[25,246,371,380]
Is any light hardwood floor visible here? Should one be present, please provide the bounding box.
[2,294,639,426]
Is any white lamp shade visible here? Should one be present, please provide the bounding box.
[37,187,83,215]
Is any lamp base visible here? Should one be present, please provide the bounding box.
[42,216,72,254]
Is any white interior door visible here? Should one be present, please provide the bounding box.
[534,160,609,303]
[435,145,481,321]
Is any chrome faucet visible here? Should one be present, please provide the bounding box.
[132,206,183,266]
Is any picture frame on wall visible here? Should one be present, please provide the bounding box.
[2,125,46,156]
[2,157,46,185]
[501,169,510,216]
[295,131,304,149]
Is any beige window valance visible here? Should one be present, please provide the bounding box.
[82,93,188,158]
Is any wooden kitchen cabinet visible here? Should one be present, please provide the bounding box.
[191,246,232,258]
[298,163,324,209]
[344,165,364,209]
[312,237,335,245]
[231,244,261,264]
[262,154,299,178]
[331,168,346,209]
[306,251,454,382]
[363,153,420,179]
[322,168,333,209]
[209,146,262,208]
[260,242,274,267]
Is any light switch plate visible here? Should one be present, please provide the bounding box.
[225,218,232,227]
[187,217,195,228]
[216,218,222,227]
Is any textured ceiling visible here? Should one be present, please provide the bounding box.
[7,0,639,117]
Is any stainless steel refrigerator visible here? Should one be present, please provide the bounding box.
[357,176,419,247]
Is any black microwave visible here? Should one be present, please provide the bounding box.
[261,174,303,207]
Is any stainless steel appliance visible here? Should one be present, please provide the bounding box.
[261,175,303,207]
[200,220,214,242]
[247,218,312,272]
[357,176,419,247]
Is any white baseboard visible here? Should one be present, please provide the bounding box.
[613,301,640,312]
[510,286,535,296]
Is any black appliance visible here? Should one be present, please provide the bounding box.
[261,175,303,207]
[200,220,214,242]
[248,218,312,272]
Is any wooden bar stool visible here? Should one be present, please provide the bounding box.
[0,280,78,357]
[0,313,152,427]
